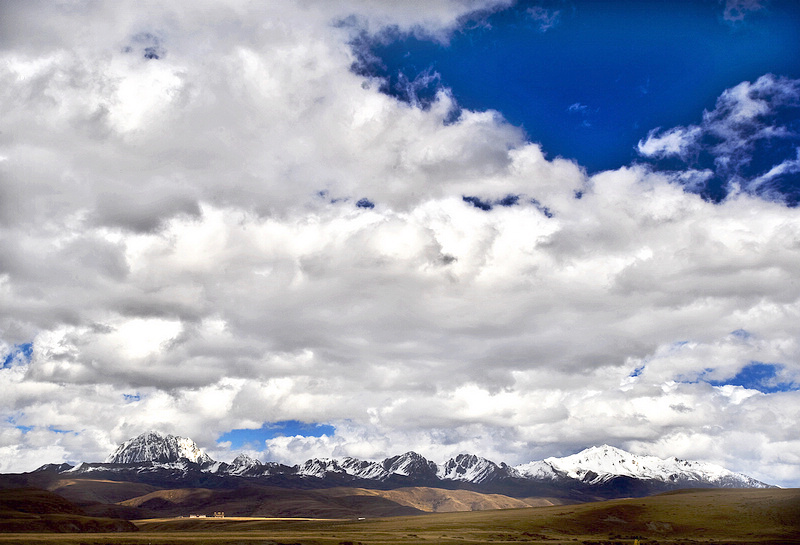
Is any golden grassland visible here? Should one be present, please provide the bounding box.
[112,484,557,517]
[0,488,798,545]
[309,486,557,512]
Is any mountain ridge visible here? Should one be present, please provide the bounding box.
[36,432,773,497]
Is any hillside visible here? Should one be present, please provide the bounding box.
[0,488,137,533]
[116,484,553,518]
[118,485,425,518]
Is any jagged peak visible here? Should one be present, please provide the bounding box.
[391,451,427,461]
[438,453,506,483]
[106,431,213,465]
[382,451,438,478]
[92,435,771,489]
[231,453,261,466]
[441,452,498,468]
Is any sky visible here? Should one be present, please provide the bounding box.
[1,0,799,488]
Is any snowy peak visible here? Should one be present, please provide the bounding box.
[94,435,771,491]
[231,453,261,467]
[438,454,508,483]
[514,460,562,480]
[547,444,644,482]
[225,453,262,475]
[340,457,390,480]
[296,457,389,480]
[296,452,511,483]
[295,458,340,478]
[534,444,769,488]
[297,452,443,481]
[382,452,438,479]
[105,431,213,465]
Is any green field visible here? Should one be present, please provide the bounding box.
[0,488,798,544]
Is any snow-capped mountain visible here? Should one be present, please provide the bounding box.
[52,433,771,499]
[523,444,767,488]
[339,457,392,480]
[226,453,263,476]
[438,454,515,483]
[297,453,438,481]
[294,452,514,484]
[514,459,564,481]
[105,431,213,465]
[296,457,388,479]
[381,451,439,480]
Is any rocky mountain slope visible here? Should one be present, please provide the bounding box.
[514,444,769,489]
[105,432,213,465]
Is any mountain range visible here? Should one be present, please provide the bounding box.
[36,431,769,499]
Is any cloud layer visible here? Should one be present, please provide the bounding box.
[1,1,799,487]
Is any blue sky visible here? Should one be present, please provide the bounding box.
[219,421,336,450]
[359,0,800,200]
[707,362,797,394]
[1,343,32,368]
[1,1,800,487]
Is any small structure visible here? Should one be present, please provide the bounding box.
[213,511,225,518]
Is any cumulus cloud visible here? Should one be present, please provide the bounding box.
[0,1,799,487]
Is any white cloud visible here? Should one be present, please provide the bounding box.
[748,148,800,193]
[637,126,702,159]
[637,74,800,199]
[0,1,799,488]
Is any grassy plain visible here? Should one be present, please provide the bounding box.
[0,488,797,545]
